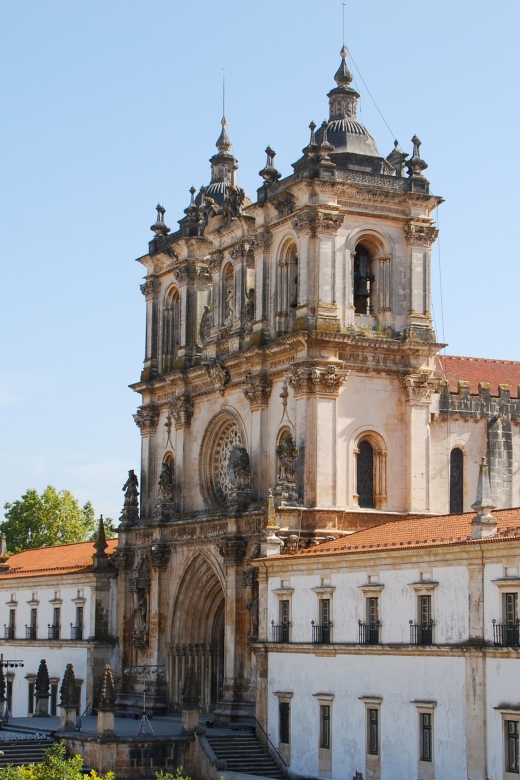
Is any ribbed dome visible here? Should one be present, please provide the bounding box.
[328,118,368,136]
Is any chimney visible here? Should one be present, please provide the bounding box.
[471,457,497,539]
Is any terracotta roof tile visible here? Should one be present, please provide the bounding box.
[436,355,520,398]
[275,508,520,560]
[0,539,118,579]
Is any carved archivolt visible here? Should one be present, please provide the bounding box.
[199,411,249,508]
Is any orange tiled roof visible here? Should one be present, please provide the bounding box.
[0,538,118,579]
[436,355,520,398]
[275,508,520,560]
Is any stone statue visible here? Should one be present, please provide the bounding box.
[223,185,245,222]
[243,288,255,331]
[137,595,147,629]
[121,469,139,522]
[200,304,212,343]
[225,285,234,324]
[233,447,251,491]
[276,435,299,483]
[157,462,175,502]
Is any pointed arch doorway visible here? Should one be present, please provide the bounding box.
[169,555,225,712]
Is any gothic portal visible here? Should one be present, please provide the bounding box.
[113,45,485,720]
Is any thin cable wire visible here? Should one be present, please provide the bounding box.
[347,48,397,143]
[342,3,346,47]
[222,68,226,118]
[436,207,446,349]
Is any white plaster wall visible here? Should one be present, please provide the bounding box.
[486,657,520,780]
[268,651,467,780]
[429,416,487,514]
[268,564,469,645]
[0,583,92,643]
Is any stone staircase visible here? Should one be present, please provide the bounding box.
[206,733,285,779]
[0,739,53,768]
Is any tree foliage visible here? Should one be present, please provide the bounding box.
[0,741,113,780]
[1,486,97,553]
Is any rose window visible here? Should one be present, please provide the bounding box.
[200,414,246,508]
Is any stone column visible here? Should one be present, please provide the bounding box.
[140,278,160,381]
[404,223,438,340]
[400,374,436,512]
[181,666,201,735]
[289,365,348,507]
[133,404,160,518]
[171,394,194,513]
[214,534,251,724]
[252,229,272,343]
[242,373,272,501]
[174,263,200,363]
[148,543,171,669]
[291,209,344,333]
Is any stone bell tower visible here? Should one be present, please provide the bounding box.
[114,45,443,720]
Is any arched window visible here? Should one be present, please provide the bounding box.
[222,264,234,326]
[353,243,375,315]
[357,440,374,508]
[162,288,180,371]
[450,448,464,513]
[276,239,298,334]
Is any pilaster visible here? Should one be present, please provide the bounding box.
[133,404,160,517]
[140,278,160,381]
[400,374,436,512]
[171,394,194,513]
[243,373,272,500]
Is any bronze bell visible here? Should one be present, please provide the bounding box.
[354,254,374,299]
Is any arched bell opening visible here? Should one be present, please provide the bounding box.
[353,243,375,315]
[276,238,298,334]
[169,555,225,713]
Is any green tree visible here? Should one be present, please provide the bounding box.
[0,741,113,780]
[1,486,97,553]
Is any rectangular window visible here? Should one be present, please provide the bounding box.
[50,683,58,717]
[8,609,15,629]
[320,599,331,626]
[53,607,61,628]
[368,709,379,755]
[507,720,520,773]
[505,593,518,625]
[320,705,331,749]
[419,594,432,625]
[30,608,37,628]
[367,597,379,626]
[76,606,84,628]
[421,713,432,762]
[279,701,290,745]
[279,600,289,625]
[28,682,34,715]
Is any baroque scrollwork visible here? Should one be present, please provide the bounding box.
[217,534,248,562]
[288,364,348,396]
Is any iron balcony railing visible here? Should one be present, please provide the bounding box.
[311,621,333,644]
[359,620,381,645]
[25,625,37,640]
[3,625,15,640]
[48,624,60,640]
[493,619,520,648]
[70,624,83,641]
[410,620,435,646]
[271,621,291,643]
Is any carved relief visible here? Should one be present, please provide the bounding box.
[242,372,272,407]
[400,373,437,404]
[205,361,230,396]
[171,394,194,428]
[129,555,151,651]
[110,546,134,571]
[273,192,297,218]
[288,364,348,396]
[208,250,224,272]
[133,405,160,434]
[217,534,248,562]
[404,223,439,246]
[149,542,171,570]
[291,210,344,236]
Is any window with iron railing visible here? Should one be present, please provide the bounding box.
[271,620,291,643]
[359,619,380,645]
[312,620,332,644]
[507,720,520,773]
[409,620,434,646]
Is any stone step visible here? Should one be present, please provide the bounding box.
[0,740,53,768]
[206,735,284,779]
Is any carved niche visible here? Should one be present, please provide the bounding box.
[129,555,151,651]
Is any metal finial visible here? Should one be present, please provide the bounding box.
[189,186,196,205]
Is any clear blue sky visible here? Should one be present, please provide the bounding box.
[1,0,519,520]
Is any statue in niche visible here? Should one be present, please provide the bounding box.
[274,435,300,505]
[136,594,147,629]
[243,288,255,331]
[121,469,139,521]
[200,304,212,343]
[157,462,175,502]
[224,285,234,325]
[244,567,259,640]
[129,555,150,651]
